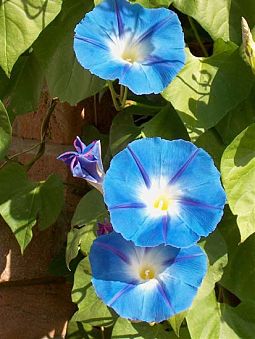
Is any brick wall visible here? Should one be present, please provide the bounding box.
[0,89,115,339]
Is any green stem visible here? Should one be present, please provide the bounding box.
[188,16,209,57]
[0,143,41,170]
[107,81,121,111]
[120,86,128,109]
[120,85,124,102]
[127,100,163,111]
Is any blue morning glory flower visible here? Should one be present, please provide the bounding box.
[103,138,226,248]
[57,136,105,192]
[74,0,185,95]
[90,232,207,322]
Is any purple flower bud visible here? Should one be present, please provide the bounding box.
[97,219,113,236]
[57,136,105,193]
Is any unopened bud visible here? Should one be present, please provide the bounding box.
[241,17,255,74]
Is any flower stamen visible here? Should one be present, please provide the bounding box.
[140,265,155,280]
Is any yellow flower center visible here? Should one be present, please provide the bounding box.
[121,46,141,63]
[153,194,171,211]
[139,265,155,280]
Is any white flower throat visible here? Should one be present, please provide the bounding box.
[139,179,182,217]
[109,33,149,64]
[127,247,166,283]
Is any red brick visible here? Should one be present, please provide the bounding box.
[12,89,86,145]
[0,216,66,282]
[0,282,75,339]
[12,89,117,145]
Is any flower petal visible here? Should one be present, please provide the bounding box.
[90,232,136,282]
[104,138,225,247]
[161,245,207,287]
[73,136,86,153]
[57,151,77,165]
[74,0,185,94]
[90,233,207,322]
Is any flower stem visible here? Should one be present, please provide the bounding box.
[120,85,124,101]
[188,16,209,57]
[120,86,128,109]
[24,97,58,171]
[107,81,121,111]
[0,143,40,170]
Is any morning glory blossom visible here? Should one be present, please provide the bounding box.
[74,0,185,95]
[90,232,207,322]
[103,138,226,248]
[57,136,105,193]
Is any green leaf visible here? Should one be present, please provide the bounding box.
[221,123,255,242]
[71,190,107,227]
[66,223,96,268]
[66,190,108,266]
[142,104,189,141]
[72,258,91,304]
[37,174,64,230]
[7,54,44,116]
[66,321,95,339]
[187,291,255,339]
[172,0,255,44]
[110,108,142,155]
[196,230,228,301]
[195,129,225,169]
[72,259,115,326]
[0,0,63,76]
[112,318,177,339]
[162,45,254,140]
[221,233,255,302]
[72,285,116,326]
[66,228,84,268]
[168,311,187,337]
[0,66,10,99]
[110,103,190,156]
[34,0,105,105]
[129,0,172,7]
[218,206,240,258]
[0,100,11,160]
[216,84,255,145]
[0,163,64,252]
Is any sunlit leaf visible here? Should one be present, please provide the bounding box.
[172,0,255,44]
[221,233,255,302]
[34,0,105,105]
[0,0,62,75]
[71,258,116,326]
[66,190,108,266]
[221,123,255,242]
[163,45,254,140]
[0,163,64,252]
[0,100,11,160]
[187,291,255,339]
